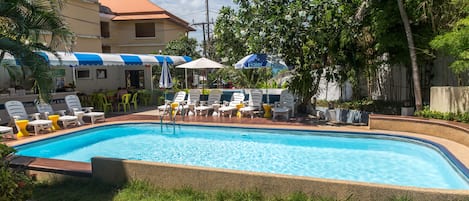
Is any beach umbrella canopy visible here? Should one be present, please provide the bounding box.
[235,54,288,103]
[159,59,173,89]
[176,57,225,88]
[234,53,288,75]
[176,57,224,69]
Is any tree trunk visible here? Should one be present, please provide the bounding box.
[397,0,423,111]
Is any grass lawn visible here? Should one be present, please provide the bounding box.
[31,178,415,201]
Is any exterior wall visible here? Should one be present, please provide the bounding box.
[92,157,469,201]
[430,86,469,113]
[62,65,151,94]
[62,0,102,52]
[101,19,188,54]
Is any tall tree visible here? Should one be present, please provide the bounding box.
[397,0,422,111]
[158,35,199,89]
[0,0,74,102]
[215,0,361,113]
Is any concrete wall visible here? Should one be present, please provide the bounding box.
[369,114,469,147]
[430,86,469,113]
[92,157,469,201]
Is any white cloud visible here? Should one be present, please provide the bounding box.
[151,0,236,42]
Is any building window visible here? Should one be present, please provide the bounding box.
[102,45,111,53]
[96,69,107,79]
[135,22,155,37]
[100,22,110,38]
[77,69,91,79]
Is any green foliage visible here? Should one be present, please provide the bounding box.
[160,35,200,58]
[217,0,363,111]
[430,16,469,75]
[415,106,469,123]
[0,144,33,201]
[0,0,74,103]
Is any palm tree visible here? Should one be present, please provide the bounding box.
[0,0,74,102]
[355,0,422,111]
[396,0,422,111]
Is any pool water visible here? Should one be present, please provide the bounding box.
[15,123,469,190]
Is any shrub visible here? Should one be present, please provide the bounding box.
[0,144,33,201]
[415,106,469,123]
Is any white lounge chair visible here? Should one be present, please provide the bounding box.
[0,118,14,139]
[157,91,187,115]
[5,101,52,135]
[182,89,201,116]
[195,89,222,117]
[272,90,295,121]
[219,92,245,118]
[239,89,263,118]
[65,95,105,124]
[36,103,79,129]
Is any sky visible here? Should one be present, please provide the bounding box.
[151,0,236,43]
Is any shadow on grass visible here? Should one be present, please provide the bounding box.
[32,178,120,201]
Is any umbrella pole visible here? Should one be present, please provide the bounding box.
[160,89,166,125]
[185,69,188,89]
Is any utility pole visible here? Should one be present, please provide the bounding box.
[192,0,212,58]
[205,0,210,51]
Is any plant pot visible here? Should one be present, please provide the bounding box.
[401,107,414,116]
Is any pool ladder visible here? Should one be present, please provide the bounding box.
[160,103,185,129]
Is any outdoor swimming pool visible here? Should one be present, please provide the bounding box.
[15,123,469,190]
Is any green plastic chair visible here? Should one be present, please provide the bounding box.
[118,93,131,112]
[97,93,113,113]
[130,93,138,111]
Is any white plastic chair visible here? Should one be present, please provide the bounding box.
[36,103,79,129]
[272,90,295,121]
[182,89,201,115]
[65,95,105,124]
[219,92,245,118]
[239,89,263,118]
[157,91,187,115]
[0,118,14,139]
[5,101,52,135]
[195,89,222,117]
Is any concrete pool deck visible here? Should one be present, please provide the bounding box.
[3,108,469,200]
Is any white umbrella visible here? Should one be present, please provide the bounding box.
[159,58,173,88]
[176,57,224,69]
[176,57,224,89]
[159,58,173,109]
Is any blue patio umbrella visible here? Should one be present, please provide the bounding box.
[235,54,288,103]
[234,53,287,73]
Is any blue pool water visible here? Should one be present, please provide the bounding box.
[15,123,469,190]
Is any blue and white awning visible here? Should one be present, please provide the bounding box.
[1,51,192,67]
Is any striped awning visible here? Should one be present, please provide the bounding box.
[1,51,192,67]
